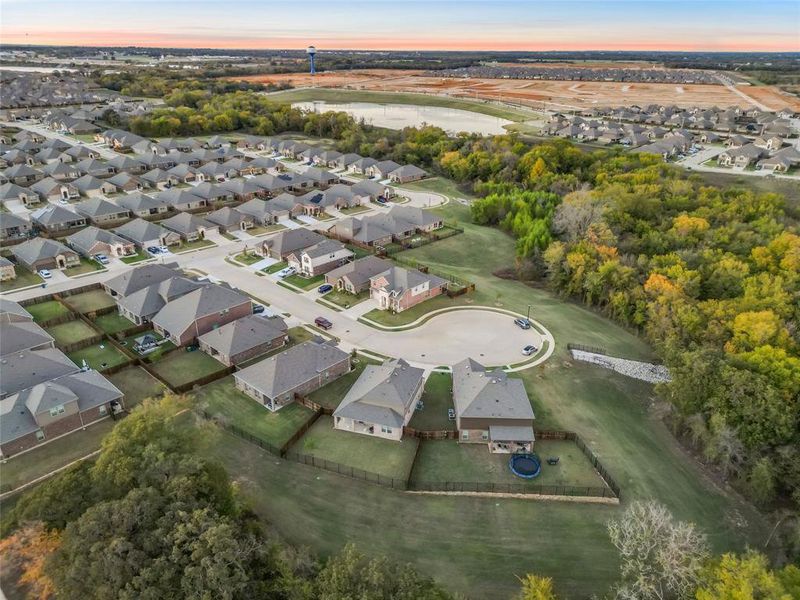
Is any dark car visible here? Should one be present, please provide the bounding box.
[314,317,333,330]
[514,318,531,330]
[147,246,160,255]
[318,284,333,294]
[252,304,266,314]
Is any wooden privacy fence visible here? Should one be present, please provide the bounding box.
[403,427,458,440]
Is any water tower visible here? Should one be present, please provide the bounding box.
[306,46,317,75]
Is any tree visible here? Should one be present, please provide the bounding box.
[607,501,709,600]
[515,574,558,600]
[695,551,795,600]
[0,522,60,600]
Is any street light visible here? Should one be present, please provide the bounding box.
[526,304,532,322]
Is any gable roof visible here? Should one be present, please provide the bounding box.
[198,315,287,357]
[370,266,447,296]
[11,237,76,266]
[113,218,173,245]
[0,348,79,398]
[104,263,182,297]
[151,285,250,337]
[0,321,54,357]
[118,276,205,319]
[452,358,534,422]
[266,228,326,256]
[160,211,215,235]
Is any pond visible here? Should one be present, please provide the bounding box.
[292,101,514,136]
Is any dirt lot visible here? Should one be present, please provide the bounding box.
[243,69,800,112]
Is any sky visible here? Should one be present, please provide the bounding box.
[1,0,798,52]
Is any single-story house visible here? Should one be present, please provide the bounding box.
[452,358,535,453]
[154,189,207,212]
[205,206,255,232]
[235,198,282,226]
[333,358,424,441]
[11,237,80,272]
[29,177,80,202]
[107,172,144,193]
[160,212,219,242]
[3,164,44,186]
[0,256,16,281]
[42,161,82,181]
[348,157,378,176]
[198,315,288,366]
[368,160,402,180]
[151,284,252,346]
[0,182,40,207]
[0,213,33,241]
[72,175,117,198]
[103,262,182,299]
[117,276,204,325]
[30,204,87,233]
[234,339,351,412]
[66,226,136,258]
[115,192,170,218]
[324,256,393,294]
[0,320,54,356]
[370,266,448,313]
[113,218,182,249]
[388,164,426,183]
[260,228,326,260]
[141,168,179,190]
[75,197,131,225]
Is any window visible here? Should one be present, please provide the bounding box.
[461,431,469,441]
[49,404,65,417]
[35,430,45,441]
[481,431,489,441]
[381,426,393,434]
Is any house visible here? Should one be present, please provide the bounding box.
[155,188,207,212]
[0,369,124,457]
[0,347,79,400]
[0,319,54,355]
[115,192,169,218]
[160,212,218,242]
[42,161,81,181]
[0,256,15,281]
[205,206,255,233]
[11,237,80,272]
[370,266,448,313]
[75,197,130,225]
[349,157,378,176]
[287,239,354,277]
[107,172,144,193]
[0,299,33,323]
[151,284,252,346]
[261,228,326,260]
[72,175,117,197]
[350,180,392,202]
[198,315,288,366]
[301,166,339,189]
[168,164,200,184]
[313,150,343,168]
[368,160,401,180]
[0,182,40,207]
[75,158,115,178]
[218,178,264,202]
[388,164,426,183]
[717,144,766,168]
[103,262,182,299]
[117,276,205,325]
[235,198,282,226]
[452,358,535,454]
[3,164,44,186]
[333,359,424,441]
[233,339,351,412]
[141,168,179,190]
[113,218,181,249]
[107,154,146,174]
[754,135,784,152]
[30,204,87,233]
[251,173,295,196]
[66,226,136,259]
[29,177,80,202]
[324,256,393,294]
[327,206,443,247]
[191,182,234,205]
[0,213,33,241]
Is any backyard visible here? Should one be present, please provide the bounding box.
[63,289,116,313]
[24,300,71,324]
[68,342,129,371]
[148,349,228,389]
[289,415,418,482]
[107,366,166,408]
[305,355,381,410]
[194,377,315,449]
[45,319,100,347]
[94,312,136,335]
[407,372,455,431]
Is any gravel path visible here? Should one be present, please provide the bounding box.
[570,350,671,384]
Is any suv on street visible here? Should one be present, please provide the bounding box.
[514,318,531,330]
[314,317,333,330]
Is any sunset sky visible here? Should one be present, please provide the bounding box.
[1,0,798,52]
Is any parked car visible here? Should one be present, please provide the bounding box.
[514,318,531,330]
[93,253,109,265]
[147,246,160,255]
[318,284,333,294]
[376,197,387,204]
[447,408,456,421]
[522,345,537,356]
[58,198,69,205]
[157,246,169,254]
[314,316,333,330]
[252,304,266,314]
[38,269,52,279]
[276,266,297,278]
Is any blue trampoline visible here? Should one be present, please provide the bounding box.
[509,453,541,479]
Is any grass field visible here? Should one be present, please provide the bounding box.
[94,312,135,335]
[267,88,539,123]
[0,419,115,493]
[64,289,116,313]
[107,366,166,408]
[64,258,105,277]
[407,373,455,431]
[149,350,228,389]
[0,269,43,291]
[46,320,99,347]
[264,260,287,274]
[24,300,71,324]
[234,252,262,265]
[306,355,380,410]
[194,377,315,448]
[68,343,129,371]
[121,330,175,361]
[410,439,607,490]
[291,416,418,481]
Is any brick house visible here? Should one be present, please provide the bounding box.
[369,266,448,313]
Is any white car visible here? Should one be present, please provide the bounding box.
[157,246,170,254]
[276,267,297,278]
[522,345,538,356]
[38,269,52,279]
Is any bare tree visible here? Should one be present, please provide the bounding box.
[607,501,709,600]
[551,190,605,242]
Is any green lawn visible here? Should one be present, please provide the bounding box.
[107,366,166,408]
[149,350,228,389]
[407,373,455,431]
[290,415,418,482]
[174,239,215,253]
[283,273,326,290]
[345,244,374,259]
[264,260,287,274]
[410,439,608,490]
[24,300,71,324]
[0,269,43,291]
[46,320,100,347]
[0,419,115,493]
[63,289,116,313]
[119,329,175,361]
[249,224,286,236]
[361,293,465,327]
[94,312,136,335]
[64,257,105,277]
[339,205,372,215]
[194,377,315,448]
[234,252,262,265]
[120,251,150,264]
[267,88,540,122]
[68,342,129,371]
[306,355,380,410]
[321,288,370,309]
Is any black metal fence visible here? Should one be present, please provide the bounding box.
[566,343,609,356]
[283,450,409,490]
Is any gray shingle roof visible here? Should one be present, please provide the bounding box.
[452,358,534,422]
[151,284,250,338]
[0,348,79,398]
[11,237,77,267]
[104,263,182,297]
[266,228,325,256]
[113,218,172,245]
[66,226,132,255]
[198,315,287,358]
[0,321,54,356]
